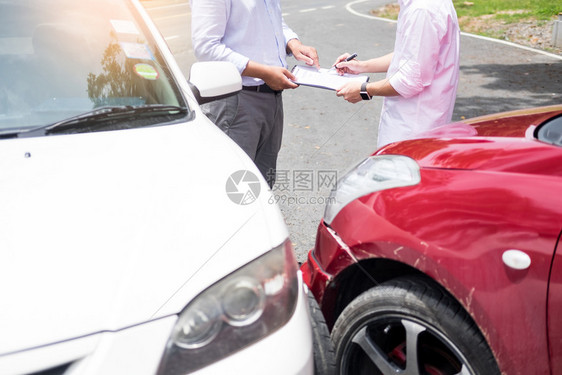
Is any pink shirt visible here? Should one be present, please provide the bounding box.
[378,0,460,148]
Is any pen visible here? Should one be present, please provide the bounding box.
[331,53,358,70]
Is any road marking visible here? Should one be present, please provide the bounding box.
[345,0,397,23]
[283,4,337,17]
[345,0,562,60]
[459,33,562,60]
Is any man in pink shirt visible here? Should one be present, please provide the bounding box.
[334,0,460,148]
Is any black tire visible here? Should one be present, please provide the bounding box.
[307,291,336,375]
[331,276,500,375]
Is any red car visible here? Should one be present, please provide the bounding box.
[301,105,562,375]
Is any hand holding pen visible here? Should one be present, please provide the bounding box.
[332,52,361,75]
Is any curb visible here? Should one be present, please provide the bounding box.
[345,0,562,61]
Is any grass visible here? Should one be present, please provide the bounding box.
[373,1,561,23]
[371,0,562,54]
[453,0,561,22]
[453,0,561,52]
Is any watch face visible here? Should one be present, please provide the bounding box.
[361,92,371,100]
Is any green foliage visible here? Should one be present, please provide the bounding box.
[453,0,562,22]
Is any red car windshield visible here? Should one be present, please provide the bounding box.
[536,115,562,147]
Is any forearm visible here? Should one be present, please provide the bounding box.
[366,77,399,97]
[242,61,298,91]
[242,61,270,81]
[335,76,399,104]
[360,53,394,73]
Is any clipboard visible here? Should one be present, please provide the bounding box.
[291,65,369,91]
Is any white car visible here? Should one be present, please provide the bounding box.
[0,1,320,374]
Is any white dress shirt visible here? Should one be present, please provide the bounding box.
[190,0,298,87]
[378,0,460,147]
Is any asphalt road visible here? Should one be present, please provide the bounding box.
[143,0,562,262]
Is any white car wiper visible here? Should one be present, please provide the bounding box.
[19,104,188,137]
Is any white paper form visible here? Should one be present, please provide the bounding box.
[291,65,369,91]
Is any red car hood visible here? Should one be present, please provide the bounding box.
[377,105,562,175]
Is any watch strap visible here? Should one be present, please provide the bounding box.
[360,82,371,100]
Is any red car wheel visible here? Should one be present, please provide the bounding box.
[331,276,500,375]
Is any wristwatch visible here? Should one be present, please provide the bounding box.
[360,82,371,100]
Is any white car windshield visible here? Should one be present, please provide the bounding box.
[0,0,187,134]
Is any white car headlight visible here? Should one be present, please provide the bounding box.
[157,240,298,374]
[324,155,421,225]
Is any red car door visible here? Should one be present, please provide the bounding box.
[548,230,562,374]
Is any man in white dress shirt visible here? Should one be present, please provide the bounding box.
[333,0,460,148]
[191,0,319,187]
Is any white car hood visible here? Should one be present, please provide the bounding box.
[0,119,287,355]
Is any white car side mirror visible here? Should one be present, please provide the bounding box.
[189,61,242,105]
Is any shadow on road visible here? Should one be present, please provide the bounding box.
[455,61,562,117]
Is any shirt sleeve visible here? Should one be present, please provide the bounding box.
[282,18,299,47]
[389,8,442,98]
[190,0,250,73]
